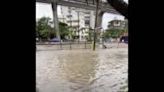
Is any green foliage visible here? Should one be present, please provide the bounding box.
[39,29,49,38]
[85,28,94,41]
[36,17,54,40]
[36,17,70,40]
[68,28,74,37]
[103,28,126,39]
[59,22,69,39]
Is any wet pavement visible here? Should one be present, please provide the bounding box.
[36,46,128,92]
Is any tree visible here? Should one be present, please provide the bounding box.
[36,17,54,41]
[68,27,75,40]
[59,22,69,39]
[104,19,128,39]
[86,28,94,41]
[103,28,125,39]
[36,17,71,41]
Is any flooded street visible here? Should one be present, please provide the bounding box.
[36,45,128,92]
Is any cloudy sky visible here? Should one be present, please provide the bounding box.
[36,0,128,29]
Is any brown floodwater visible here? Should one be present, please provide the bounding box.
[36,46,128,92]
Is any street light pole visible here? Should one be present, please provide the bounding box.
[93,0,99,51]
[77,11,80,43]
[69,7,72,40]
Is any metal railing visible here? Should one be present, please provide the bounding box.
[36,41,92,50]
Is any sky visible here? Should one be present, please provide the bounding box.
[36,0,128,29]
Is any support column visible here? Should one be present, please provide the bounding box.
[90,11,95,29]
[97,11,104,48]
[93,9,104,50]
[97,11,104,29]
[51,0,60,41]
[79,31,82,41]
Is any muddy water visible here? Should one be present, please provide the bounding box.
[36,47,128,92]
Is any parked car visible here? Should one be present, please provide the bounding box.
[49,38,60,42]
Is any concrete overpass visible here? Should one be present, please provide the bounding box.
[107,0,128,18]
[36,0,120,15]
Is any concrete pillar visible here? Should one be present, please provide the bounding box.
[97,10,104,30]
[91,10,104,31]
[79,31,82,41]
[51,0,61,40]
[90,11,95,29]
[97,11,104,48]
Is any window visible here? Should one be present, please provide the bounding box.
[116,21,119,24]
[114,21,120,26]
[85,20,90,25]
[68,8,71,13]
[67,15,72,18]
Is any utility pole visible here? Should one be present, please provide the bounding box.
[92,0,99,51]
[68,7,72,40]
[60,6,65,23]
[69,9,72,27]
[77,11,80,43]
[76,10,82,43]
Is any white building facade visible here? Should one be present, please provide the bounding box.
[58,6,95,41]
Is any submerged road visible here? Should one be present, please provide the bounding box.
[36,46,128,92]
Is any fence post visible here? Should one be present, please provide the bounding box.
[70,42,72,50]
[60,41,62,50]
[85,41,86,49]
